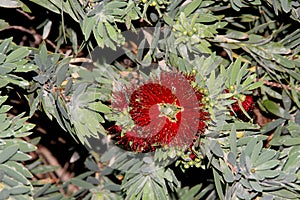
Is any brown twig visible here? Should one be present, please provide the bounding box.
[36,145,79,194]
[7,25,41,43]
[36,145,74,182]
[4,25,64,54]
[69,57,93,63]
[258,79,300,92]
[17,9,35,20]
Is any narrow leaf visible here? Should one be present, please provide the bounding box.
[0,145,19,164]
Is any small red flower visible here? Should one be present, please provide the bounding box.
[225,90,254,121]
[189,152,197,160]
[109,71,209,152]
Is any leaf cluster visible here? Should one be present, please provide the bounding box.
[0,0,299,200]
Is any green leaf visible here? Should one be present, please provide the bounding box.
[122,173,142,190]
[70,177,95,189]
[142,179,155,200]
[0,64,15,75]
[210,140,224,157]
[213,168,224,200]
[283,147,300,173]
[124,175,145,199]
[229,125,237,155]
[0,189,9,200]
[0,164,30,185]
[268,189,299,199]
[261,118,285,133]
[4,139,36,153]
[262,100,290,119]
[82,16,96,40]
[181,184,202,199]
[6,47,29,63]
[0,77,9,88]
[226,30,248,39]
[250,141,263,164]
[42,20,52,39]
[28,0,60,14]
[0,96,8,106]
[33,183,51,198]
[31,165,59,175]
[14,123,35,136]
[9,185,31,195]
[273,54,295,69]
[249,180,262,192]
[230,57,242,86]
[181,1,203,16]
[227,152,236,167]
[0,19,9,31]
[255,160,280,171]
[84,157,99,172]
[0,38,12,53]
[6,161,32,179]
[0,120,11,133]
[220,159,235,183]
[14,64,38,73]
[255,170,280,178]
[287,121,300,138]
[244,81,263,91]
[244,137,257,157]
[0,0,22,8]
[291,85,300,108]
[0,144,19,164]
[282,90,292,110]
[0,129,14,138]
[280,0,292,13]
[10,151,32,161]
[56,61,69,86]
[151,177,168,200]
[88,102,111,114]
[254,150,277,166]
[0,104,12,113]
[283,138,300,146]
[105,22,117,43]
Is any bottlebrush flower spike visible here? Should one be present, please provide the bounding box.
[108,70,209,152]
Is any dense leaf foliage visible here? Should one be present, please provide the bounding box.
[0,0,299,199]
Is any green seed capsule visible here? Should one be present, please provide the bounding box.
[184,164,190,169]
[150,1,157,6]
[239,94,246,102]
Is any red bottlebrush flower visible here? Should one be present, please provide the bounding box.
[225,90,254,121]
[231,95,254,121]
[189,152,197,160]
[109,71,209,152]
[107,125,122,135]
